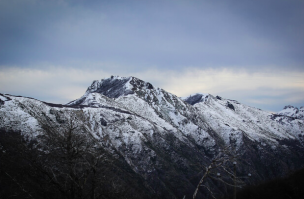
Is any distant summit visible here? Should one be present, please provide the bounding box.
[86,76,154,98]
[278,105,304,119]
[67,76,155,106]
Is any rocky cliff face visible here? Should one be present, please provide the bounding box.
[1,76,304,198]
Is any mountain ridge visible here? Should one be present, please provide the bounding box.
[1,75,304,198]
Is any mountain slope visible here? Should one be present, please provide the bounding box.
[1,76,304,198]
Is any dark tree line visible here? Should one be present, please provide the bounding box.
[222,167,304,199]
[0,114,154,199]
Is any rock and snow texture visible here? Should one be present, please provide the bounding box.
[182,93,209,105]
[270,105,304,143]
[67,76,154,107]
[277,105,304,119]
[67,76,304,147]
[1,76,304,198]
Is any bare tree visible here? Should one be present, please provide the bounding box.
[37,112,107,199]
[1,111,156,199]
[193,146,251,199]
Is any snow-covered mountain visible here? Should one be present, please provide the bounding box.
[1,76,304,198]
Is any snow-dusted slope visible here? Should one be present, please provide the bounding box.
[1,76,304,198]
[191,94,302,145]
[69,76,304,148]
[269,105,304,143]
[68,76,217,148]
[277,105,304,119]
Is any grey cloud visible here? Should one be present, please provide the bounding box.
[1,0,303,72]
[0,0,304,112]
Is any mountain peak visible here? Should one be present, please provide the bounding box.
[86,76,154,99]
[283,105,296,110]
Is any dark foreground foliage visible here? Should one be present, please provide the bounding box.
[223,167,304,199]
[0,128,155,199]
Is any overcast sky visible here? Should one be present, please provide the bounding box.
[1,0,303,112]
